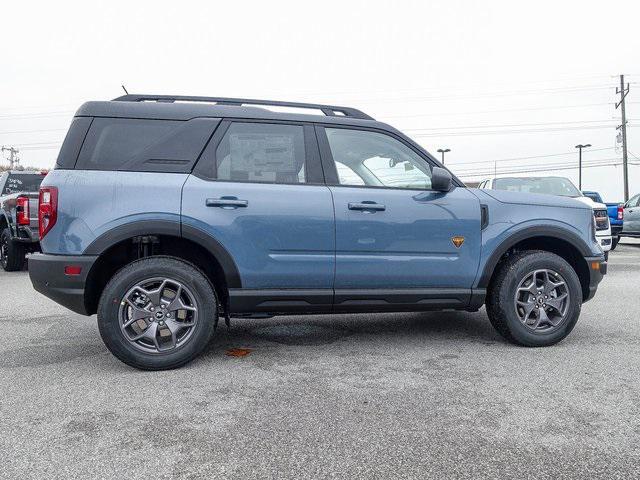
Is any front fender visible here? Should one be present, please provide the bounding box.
[475,221,597,289]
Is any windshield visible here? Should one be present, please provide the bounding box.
[493,177,582,197]
[1,173,44,195]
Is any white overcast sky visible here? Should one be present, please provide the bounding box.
[2,0,639,200]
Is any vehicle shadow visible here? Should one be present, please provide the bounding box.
[202,309,500,357]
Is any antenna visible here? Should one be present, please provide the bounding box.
[121,84,129,95]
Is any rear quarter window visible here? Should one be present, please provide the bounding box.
[75,117,219,173]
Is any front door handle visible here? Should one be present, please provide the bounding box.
[206,197,248,208]
[348,202,386,212]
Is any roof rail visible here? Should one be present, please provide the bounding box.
[112,94,374,120]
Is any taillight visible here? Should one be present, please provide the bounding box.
[618,204,624,221]
[16,197,30,225]
[39,186,58,239]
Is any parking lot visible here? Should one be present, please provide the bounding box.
[0,242,638,479]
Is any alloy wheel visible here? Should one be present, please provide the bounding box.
[118,277,199,354]
[514,269,570,333]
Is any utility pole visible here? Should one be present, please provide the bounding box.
[575,144,591,190]
[1,146,20,170]
[437,148,450,165]
[616,74,630,201]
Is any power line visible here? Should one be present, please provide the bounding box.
[0,111,73,120]
[446,147,615,167]
[411,124,616,138]
[456,158,638,178]
[349,84,615,105]
[382,102,613,120]
[404,119,617,133]
[0,127,67,135]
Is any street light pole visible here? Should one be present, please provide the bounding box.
[574,144,591,190]
[437,148,450,165]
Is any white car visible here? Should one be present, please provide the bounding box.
[478,176,612,255]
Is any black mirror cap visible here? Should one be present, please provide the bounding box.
[431,166,453,192]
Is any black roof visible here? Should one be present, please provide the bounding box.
[75,94,384,128]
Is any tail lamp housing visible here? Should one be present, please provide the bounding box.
[617,204,624,221]
[16,197,30,226]
[38,186,58,239]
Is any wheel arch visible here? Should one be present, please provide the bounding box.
[82,220,241,315]
[478,226,593,301]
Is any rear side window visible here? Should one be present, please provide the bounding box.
[210,123,306,184]
[75,118,219,172]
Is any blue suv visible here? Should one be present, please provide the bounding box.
[29,95,607,370]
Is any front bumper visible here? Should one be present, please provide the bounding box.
[584,255,607,302]
[28,253,97,315]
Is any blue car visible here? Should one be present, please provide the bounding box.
[29,95,607,370]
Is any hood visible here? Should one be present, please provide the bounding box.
[574,196,607,210]
[474,189,592,210]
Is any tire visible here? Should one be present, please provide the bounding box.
[611,237,619,251]
[486,250,582,347]
[0,227,25,272]
[97,256,218,370]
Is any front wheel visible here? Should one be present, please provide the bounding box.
[97,256,218,370]
[486,250,582,347]
[0,227,25,272]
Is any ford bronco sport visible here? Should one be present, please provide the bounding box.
[29,95,607,370]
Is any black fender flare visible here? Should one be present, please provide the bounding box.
[84,220,242,288]
[476,225,593,289]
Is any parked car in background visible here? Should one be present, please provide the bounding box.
[29,95,607,370]
[479,176,612,257]
[582,190,623,250]
[0,170,45,271]
[622,193,640,237]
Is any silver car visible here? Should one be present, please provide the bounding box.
[622,193,640,237]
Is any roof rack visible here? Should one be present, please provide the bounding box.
[112,94,374,120]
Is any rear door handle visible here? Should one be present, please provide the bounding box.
[348,202,386,212]
[206,197,248,208]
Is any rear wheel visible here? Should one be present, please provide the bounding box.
[486,250,582,347]
[97,256,218,370]
[0,227,25,272]
[611,236,619,250]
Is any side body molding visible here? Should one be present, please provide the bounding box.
[83,219,242,288]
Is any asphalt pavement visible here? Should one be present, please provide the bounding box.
[1,241,639,479]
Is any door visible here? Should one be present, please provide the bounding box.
[624,194,640,234]
[182,121,335,311]
[317,126,481,309]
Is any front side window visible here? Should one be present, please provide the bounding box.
[325,128,432,190]
[215,123,306,184]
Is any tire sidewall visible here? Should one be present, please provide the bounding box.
[98,257,217,370]
[497,253,582,347]
[0,229,8,270]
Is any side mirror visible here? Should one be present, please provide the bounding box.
[431,166,452,192]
